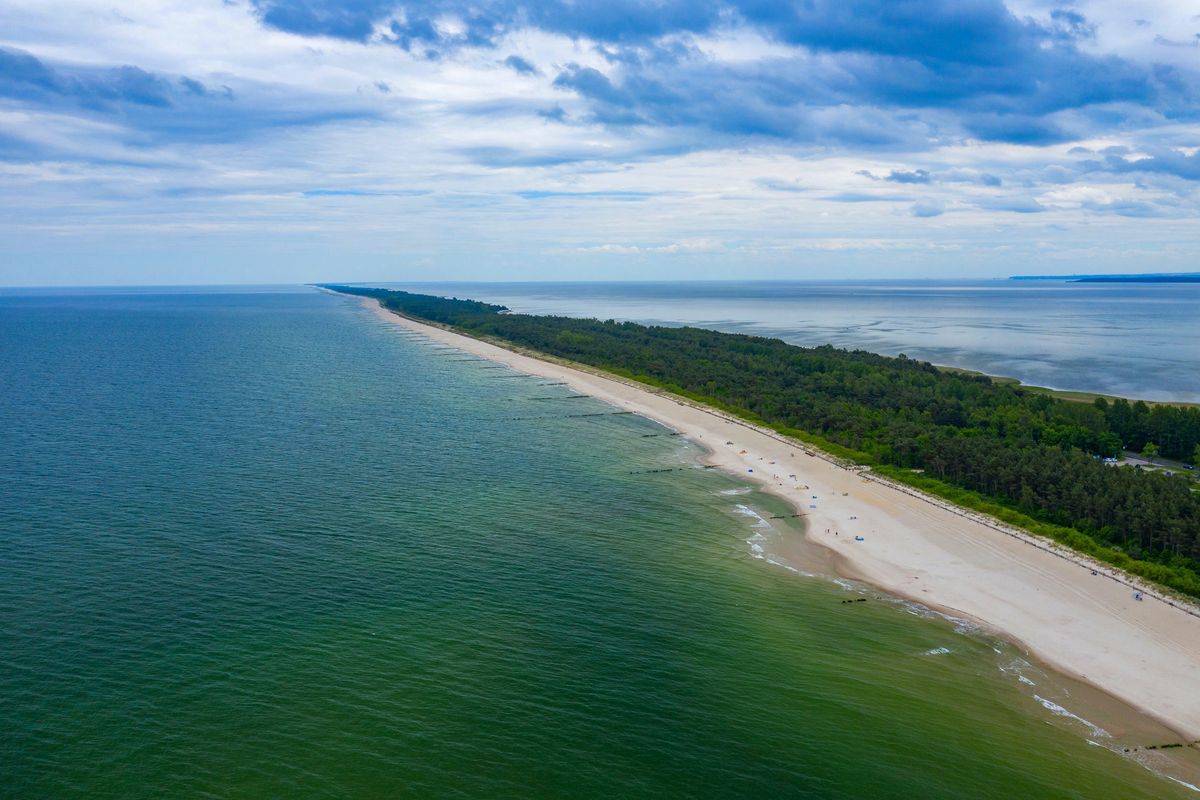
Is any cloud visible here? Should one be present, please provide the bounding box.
[455,145,628,168]
[302,188,431,197]
[515,190,655,200]
[0,47,378,152]
[975,196,1046,213]
[0,47,177,108]
[549,59,930,145]
[958,113,1069,145]
[756,178,807,192]
[543,12,1191,150]
[4,0,1200,285]
[566,237,724,254]
[1081,199,1169,218]
[885,169,931,184]
[251,0,725,45]
[1080,149,1200,181]
[247,1,1197,148]
[826,191,914,202]
[1048,9,1096,42]
[1154,34,1200,49]
[503,55,539,75]
[254,0,396,40]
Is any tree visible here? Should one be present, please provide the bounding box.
[1098,432,1122,458]
[1192,443,1200,467]
[1141,441,1159,464]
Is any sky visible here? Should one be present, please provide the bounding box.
[1,0,1199,285]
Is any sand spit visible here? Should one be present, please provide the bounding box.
[354,293,1200,746]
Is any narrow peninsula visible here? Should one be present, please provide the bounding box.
[323,283,1200,745]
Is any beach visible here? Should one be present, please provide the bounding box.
[358,294,1200,753]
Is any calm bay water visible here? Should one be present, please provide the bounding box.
[1,287,1194,798]
[386,281,1200,403]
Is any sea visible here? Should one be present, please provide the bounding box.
[1,285,1196,799]
[383,280,1200,403]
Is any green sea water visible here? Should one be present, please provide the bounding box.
[0,287,1193,799]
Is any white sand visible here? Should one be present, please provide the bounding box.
[359,295,1200,741]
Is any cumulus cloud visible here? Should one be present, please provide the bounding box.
[246,0,1197,150]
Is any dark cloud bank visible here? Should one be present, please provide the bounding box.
[250,0,1198,151]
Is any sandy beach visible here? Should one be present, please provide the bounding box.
[355,294,1200,752]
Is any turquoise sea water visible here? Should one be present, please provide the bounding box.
[385,280,1200,403]
[1,287,1194,798]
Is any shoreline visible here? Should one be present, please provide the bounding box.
[347,293,1200,764]
[932,364,1200,409]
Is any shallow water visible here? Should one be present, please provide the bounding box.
[384,280,1200,403]
[1,287,1194,798]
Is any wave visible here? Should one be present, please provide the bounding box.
[763,553,816,578]
[891,597,981,636]
[1032,695,1109,739]
[733,504,772,529]
[1166,777,1200,794]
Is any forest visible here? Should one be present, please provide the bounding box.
[326,285,1200,597]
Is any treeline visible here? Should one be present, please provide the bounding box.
[326,286,1200,594]
[1102,398,1200,463]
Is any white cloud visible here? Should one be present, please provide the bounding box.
[0,0,1199,283]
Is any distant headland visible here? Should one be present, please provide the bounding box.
[1010,273,1200,283]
